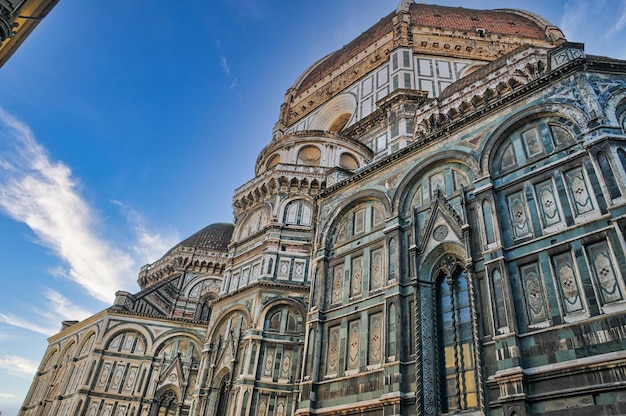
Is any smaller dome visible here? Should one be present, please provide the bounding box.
[175,223,234,252]
[138,223,234,289]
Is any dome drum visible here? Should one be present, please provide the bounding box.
[255,131,373,175]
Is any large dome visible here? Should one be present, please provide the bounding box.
[277,2,565,133]
[293,4,561,97]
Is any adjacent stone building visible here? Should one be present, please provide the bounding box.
[19,2,626,415]
[0,0,59,68]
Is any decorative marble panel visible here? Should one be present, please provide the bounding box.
[98,362,112,390]
[369,313,382,364]
[241,268,250,287]
[293,260,306,281]
[278,259,290,280]
[550,125,574,145]
[429,171,445,197]
[251,263,260,283]
[354,208,365,234]
[280,350,292,380]
[362,76,373,96]
[587,241,624,304]
[335,220,347,245]
[520,263,549,324]
[230,273,239,291]
[276,401,286,416]
[411,185,423,207]
[347,320,360,370]
[500,143,517,171]
[550,45,585,70]
[535,179,562,228]
[87,402,99,416]
[565,167,594,216]
[331,264,344,304]
[453,170,468,190]
[327,326,340,374]
[508,191,532,239]
[258,396,268,416]
[370,248,384,290]
[124,367,138,392]
[521,127,544,158]
[263,348,275,378]
[351,256,363,297]
[110,363,125,391]
[552,252,585,314]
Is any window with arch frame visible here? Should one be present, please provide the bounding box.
[492,118,577,177]
[435,265,478,413]
[283,200,313,225]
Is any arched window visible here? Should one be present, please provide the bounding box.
[283,200,313,225]
[339,152,359,170]
[264,307,301,334]
[195,295,213,321]
[436,265,477,413]
[266,154,280,170]
[297,146,321,166]
[215,376,230,416]
[239,207,268,239]
[152,390,177,416]
[492,119,577,177]
[598,152,621,199]
[240,391,249,416]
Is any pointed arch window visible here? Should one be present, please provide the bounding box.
[196,296,213,321]
[152,390,177,416]
[436,264,477,412]
[215,376,230,416]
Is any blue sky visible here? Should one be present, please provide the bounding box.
[0,0,625,414]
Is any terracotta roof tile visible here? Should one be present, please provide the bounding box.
[409,4,548,39]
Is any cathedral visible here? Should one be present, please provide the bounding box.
[19,2,626,415]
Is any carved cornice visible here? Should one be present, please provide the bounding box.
[138,247,228,289]
[233,164,327,217]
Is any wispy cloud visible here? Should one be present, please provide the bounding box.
[559,0,590,43]
[559,0,626,59]
[0,355,39,378]
[44,289,92,321]
[0,313,55,337]
[0,392,16,398]
[0,289,94,336]
[0,108,136,303]
[220,56,230,77]
[219,56,238,89]
[111,199,179,266]
[607,0,626,35]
